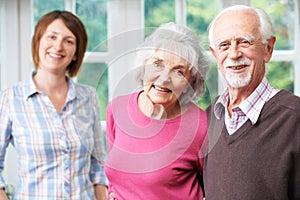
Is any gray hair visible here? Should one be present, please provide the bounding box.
[208,5,273,49]
[136,22,211,105]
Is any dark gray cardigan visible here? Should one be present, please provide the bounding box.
[203,90,300,200]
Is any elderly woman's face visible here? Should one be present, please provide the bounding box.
[143,49,191,108]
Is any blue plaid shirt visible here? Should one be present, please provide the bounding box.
[0,74,108,199]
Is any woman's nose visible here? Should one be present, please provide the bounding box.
[158,67,171,83]
[53,39,64,51]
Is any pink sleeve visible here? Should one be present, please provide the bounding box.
[106,102,115,152]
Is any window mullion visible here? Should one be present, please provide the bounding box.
[65,0,76,12]
[294,0,300,96]
[176,0,186,25]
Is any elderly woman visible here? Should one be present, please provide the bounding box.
[105,22,211,200]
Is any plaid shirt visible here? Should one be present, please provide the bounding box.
[214,78,279,135]
[0,74,107,199]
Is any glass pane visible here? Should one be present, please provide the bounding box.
[197,62,218,110]
[251,0,295,50]
[186,0,219,109]
[32,0,65,25]
[76,0,108,52]
[77,63,108,120]
[144,0,175,36]
[266,61,294,92]
[186,0,219,50]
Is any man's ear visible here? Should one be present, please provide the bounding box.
[209,46,217,59]
[264,36,276,63]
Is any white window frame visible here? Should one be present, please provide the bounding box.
[0,0,299,187]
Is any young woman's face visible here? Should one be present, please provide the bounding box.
[38,19,77,74]
[142,49,191,109]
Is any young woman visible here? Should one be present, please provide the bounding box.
[0,10,107,199]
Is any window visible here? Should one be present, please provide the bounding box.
[252,0,296,93]
[0,0,299,187]
[2,0,299,113]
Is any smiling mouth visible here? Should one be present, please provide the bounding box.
[153,85,172,93]
[227,65,248,70]
[48,52,64,58]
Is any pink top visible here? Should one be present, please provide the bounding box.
[105,92,207,200]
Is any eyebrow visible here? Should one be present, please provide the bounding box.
[152,56,163,62]
[46,30,76,40]
[215,35,256,46]
[151,55,189,71]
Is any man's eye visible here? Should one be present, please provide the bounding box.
[218,43,229,50]
[239,40,251,47]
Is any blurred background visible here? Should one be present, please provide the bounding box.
[0,0,299,188]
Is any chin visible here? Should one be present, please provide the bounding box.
[226,74,251,88]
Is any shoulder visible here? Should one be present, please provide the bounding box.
[205,96,220,117]
[188,103,206,117]
[270,90,300,117]
[73,81,96,93]
[0,81,27,99]
[109,92,139,107]
[70,81,98,102]
[106,92,138,114]
[186,103,208,130]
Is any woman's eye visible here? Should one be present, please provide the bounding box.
[66,40,75,45]
[153,62,164,69]
[174,69,184,76]
[48,35,56,40]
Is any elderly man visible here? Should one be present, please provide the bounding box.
[204,5,300,200]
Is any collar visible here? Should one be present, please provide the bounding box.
[214,77,278,124]
[24,72,76,101]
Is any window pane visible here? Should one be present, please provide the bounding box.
[186,0,219,50]
[197,62,218,110]
[144,0,175,36]
[266,61,294,92]
[77,63,108,120]
[76,0,108,52]
[251,0,295,50]
[186,0,219,109]
[32,0,65,25]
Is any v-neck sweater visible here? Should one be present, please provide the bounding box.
[204,90,300,200]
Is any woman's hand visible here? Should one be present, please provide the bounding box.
[109,192,116,200]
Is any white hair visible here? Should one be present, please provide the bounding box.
[208,5,273,49]
[136,22,211,105]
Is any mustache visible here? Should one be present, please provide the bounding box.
[223,58,252,67]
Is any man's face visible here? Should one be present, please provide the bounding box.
[210,10,275,90]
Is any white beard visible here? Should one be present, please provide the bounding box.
[225,71,252,88]
[223,57,252,88]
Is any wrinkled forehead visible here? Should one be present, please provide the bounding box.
[149,48,190,66]
[213,10,261,42]
[147,40,196,69]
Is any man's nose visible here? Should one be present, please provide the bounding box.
[228,43,242,59]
